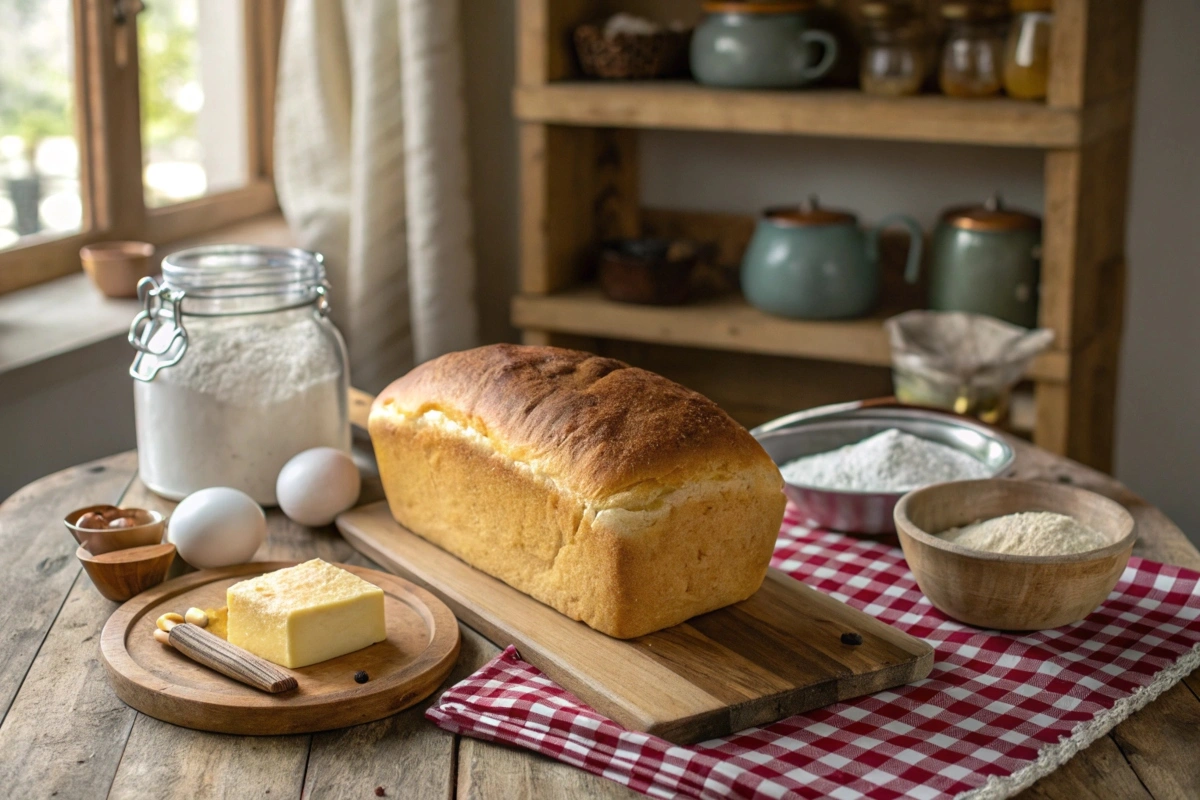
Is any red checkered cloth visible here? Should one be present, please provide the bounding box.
[427,506,1200,800]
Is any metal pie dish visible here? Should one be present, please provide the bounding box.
[754,408,1015,534]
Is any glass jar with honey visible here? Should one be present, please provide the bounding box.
[939,2,1008,99]
[1003,0,1052,100]
[859,1,928,96]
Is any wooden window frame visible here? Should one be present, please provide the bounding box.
[0,0,287,296]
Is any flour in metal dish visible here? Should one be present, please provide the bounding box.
[779,428,991,492]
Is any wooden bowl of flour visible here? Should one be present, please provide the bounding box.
[895,480,1135,630]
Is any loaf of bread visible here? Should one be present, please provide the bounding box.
[369,344,786,638]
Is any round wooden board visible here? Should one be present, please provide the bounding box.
[100,562,461,735]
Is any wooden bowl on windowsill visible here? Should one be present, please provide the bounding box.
[80,241,157,298]
[894,479,1136,631]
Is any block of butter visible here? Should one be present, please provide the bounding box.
[227,559,387,669]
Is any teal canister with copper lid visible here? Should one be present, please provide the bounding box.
[929,195,1042,328]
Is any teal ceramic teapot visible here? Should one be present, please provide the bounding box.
[691,1,839,89]
[741,198,923,320]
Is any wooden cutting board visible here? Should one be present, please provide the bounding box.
[337,502,934,744]
[100,562,460,735]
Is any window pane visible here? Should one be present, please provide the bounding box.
[0,0,81,251]
[139,0,248,208]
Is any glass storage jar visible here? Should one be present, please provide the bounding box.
[939,2,1008,98]
[859,1,928,96]
[1003,0,1052,100]
[128,246,350,505]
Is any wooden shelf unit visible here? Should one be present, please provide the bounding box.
[514,83,1132,149]
[513,287,1070,383]
[512,0,1140,471]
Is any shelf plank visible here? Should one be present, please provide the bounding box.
[514,83,1090,148]
[512,288,1069,383]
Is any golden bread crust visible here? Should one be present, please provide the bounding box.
[373,344,775,501]
[369,344,786,638]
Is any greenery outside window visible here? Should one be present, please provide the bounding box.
[0,0,285,296]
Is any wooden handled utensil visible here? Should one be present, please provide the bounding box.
[166,623,298,694]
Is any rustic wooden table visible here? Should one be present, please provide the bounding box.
[1,436,1198,799]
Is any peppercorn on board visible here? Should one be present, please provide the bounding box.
[100,562,460,734]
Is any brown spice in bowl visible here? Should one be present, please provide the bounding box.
[64,505,166,556]
[75,506,155,530]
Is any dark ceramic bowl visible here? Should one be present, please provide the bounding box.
[598,238,698,305]
[574,21,692,80]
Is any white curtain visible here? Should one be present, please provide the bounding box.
[274,0,478,393]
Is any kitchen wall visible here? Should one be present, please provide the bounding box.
[2,2,1196,546]
[0,338,135,498]
[459,0,1200,541]
[1114,2,1200,539]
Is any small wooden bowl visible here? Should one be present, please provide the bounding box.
[79,241,156,298]
[894,479,1136,631]
[65,505,165,555]
[77,543,177,602]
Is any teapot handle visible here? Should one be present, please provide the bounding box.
[798,29,838,82]
[868,213,924,284]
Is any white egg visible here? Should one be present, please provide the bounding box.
[168,487,267,569]
[276,447,362,527]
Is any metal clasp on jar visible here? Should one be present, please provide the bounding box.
[128,276,188,382]
[314,282,332,317]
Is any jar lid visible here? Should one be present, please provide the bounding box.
[162,245,326,298]
[155,245,330,318]
[861,1,917,22]
[941,1,1007,20]
[129,246,333,382]
[702,1,814,14]
[941,195,1041,232]
[764,196,857,227]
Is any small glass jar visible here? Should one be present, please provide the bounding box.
[128,246,350,505]
[892,365,1011,425]
[1003,0,1052,100]
[859,1,928,97]
[939,2,1008,98]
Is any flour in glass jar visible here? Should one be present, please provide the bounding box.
[779,428,991,492]
[134,315,347,506]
